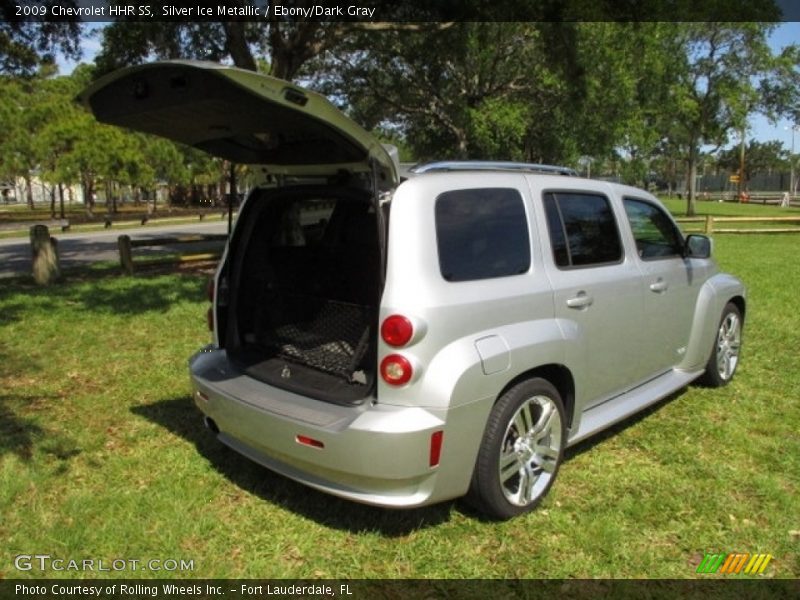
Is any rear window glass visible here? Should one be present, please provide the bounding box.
[543,192,622,268]
[435,188,530,282]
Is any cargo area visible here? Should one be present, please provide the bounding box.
[226,186,382,404]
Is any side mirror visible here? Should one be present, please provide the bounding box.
[685,234,712,259]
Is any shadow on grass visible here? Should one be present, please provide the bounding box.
[132,396,454,536]
[564,387,689,461]
[0,394,81,464]
[0,395,44,461]
[0,271,207,325]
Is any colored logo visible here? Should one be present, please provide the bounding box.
[696,552,772,575]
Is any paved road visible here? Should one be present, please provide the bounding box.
[0,221,229,278]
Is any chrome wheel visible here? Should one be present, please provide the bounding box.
[468,378,566,519]
[715,311,741,381]
[498,395,563,507]
[699,302,744,388]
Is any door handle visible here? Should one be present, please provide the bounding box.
[566,291,593,309]
[649,279,668,293]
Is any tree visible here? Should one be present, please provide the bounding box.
[93,3,455,80]
[658,23,793,215]
[0,1,81,75]
[0,64,66,208]
[716,140,789,180]
[310,22,687,166]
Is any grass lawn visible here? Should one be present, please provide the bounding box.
[0,236,798,580]
[661,196,800,218]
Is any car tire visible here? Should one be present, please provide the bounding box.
[467,378,566,520]
[698,302,743,388]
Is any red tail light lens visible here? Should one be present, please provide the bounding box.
[380,354,413,386]
[381,315,413,347]
[207,307,214,331]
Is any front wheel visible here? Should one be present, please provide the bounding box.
[467,378,566,520]
[698,302,743,387]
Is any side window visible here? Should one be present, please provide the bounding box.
[543,192,622,268]
[623,198,685,260]
[435,188,531,282]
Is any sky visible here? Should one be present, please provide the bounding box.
[749,22,800,152]
[58,21,800,152]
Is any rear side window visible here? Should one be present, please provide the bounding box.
[435,188,531,282]
[543,192,622,268]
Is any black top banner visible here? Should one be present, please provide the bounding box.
[3,0,800,23]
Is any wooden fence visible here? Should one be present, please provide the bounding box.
[676,215,800,234]
[117,233,227,274]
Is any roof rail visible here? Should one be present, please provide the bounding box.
[409,161,578,177]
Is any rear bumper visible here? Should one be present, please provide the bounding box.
[189,347,472,507]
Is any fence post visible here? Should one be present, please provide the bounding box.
[704,215,714,234]
[30,224,61,285]
[118,234,134,275]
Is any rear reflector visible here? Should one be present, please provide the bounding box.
[430,431,444,466]
[296,435,325,449]
[380,354,413,386]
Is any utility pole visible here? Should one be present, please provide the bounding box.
[789,124,798,200]
[737,123,746,202]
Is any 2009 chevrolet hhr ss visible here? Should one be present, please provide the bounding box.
[81,61,745,519]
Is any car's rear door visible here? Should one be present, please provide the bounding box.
[536,184,647,409]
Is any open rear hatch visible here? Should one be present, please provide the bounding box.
[80,62,397,404]
[78,60,398,182]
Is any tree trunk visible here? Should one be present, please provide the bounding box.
[686,144,698,217]
[49,186,56,218]
[24,173,34,209]
[223,22,257,71]
[82,176,95,217]
[58,183,65,219]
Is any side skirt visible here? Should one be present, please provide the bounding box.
[567,368,702,446]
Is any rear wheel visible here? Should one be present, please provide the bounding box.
[467,378,566,520]
[698,302,743,387]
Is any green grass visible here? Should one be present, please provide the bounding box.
[0,237,798,580]
[661,196,800,218]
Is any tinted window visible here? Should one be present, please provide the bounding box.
[543,192,622,267]
[435,188,531,282]
[623,198,685,259]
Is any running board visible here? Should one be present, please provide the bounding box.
[568,369,702,446]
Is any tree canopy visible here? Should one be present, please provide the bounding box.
[1,18,798,216]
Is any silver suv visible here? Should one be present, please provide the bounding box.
[83,61,745,519]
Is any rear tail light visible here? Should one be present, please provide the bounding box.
[380,354,413,386]
[381,315,413,347]
[207,307,214,331]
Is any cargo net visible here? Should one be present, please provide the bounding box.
[254,291,375,384]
